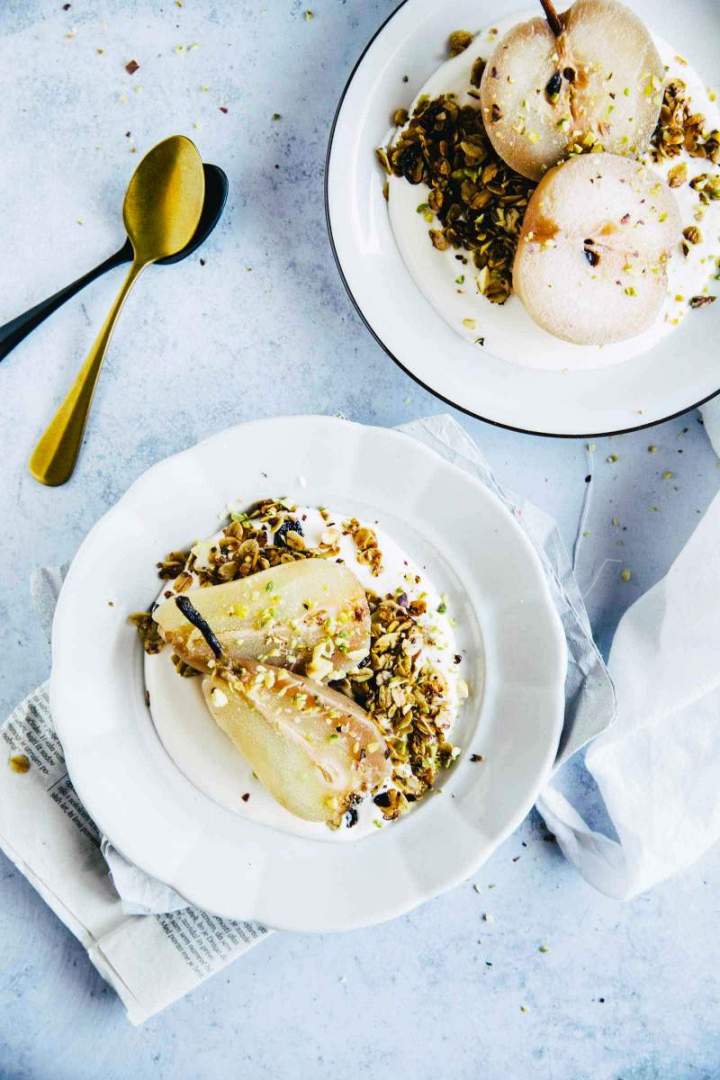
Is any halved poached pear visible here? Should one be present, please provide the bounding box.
[480,0,664,181]
[203,660,390,827]
[153,560,370,679]
[513,152,681,345]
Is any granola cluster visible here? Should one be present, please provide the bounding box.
[157,498,324,592]
[379,88,536,305]
[333,594,456,819]
[341,517,383,576]
[651,79,720,166]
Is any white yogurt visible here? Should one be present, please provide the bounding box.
[388,18,720,371]
[145,506,466,843]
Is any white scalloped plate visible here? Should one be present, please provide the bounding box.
[326,0,720,436]
[51,416,566,931]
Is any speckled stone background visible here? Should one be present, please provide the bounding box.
[1,2,719,1078]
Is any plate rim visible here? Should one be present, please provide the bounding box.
[50,414,568,930]
[324,0,720,439]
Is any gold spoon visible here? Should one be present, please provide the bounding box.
[29,135,205,487]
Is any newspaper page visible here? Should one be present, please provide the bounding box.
[0,683,270,1025]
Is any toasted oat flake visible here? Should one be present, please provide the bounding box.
[667,162,688,188]
[343,518,383,577]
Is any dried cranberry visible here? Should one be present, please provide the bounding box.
[274,519,304,546]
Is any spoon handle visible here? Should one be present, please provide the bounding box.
[0,244,131,363]
[29,259,146,487]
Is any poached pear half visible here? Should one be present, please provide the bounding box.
[480,0,665,181]
[513,151,681,345]
[203,659,390,828]
[154,559,370,680]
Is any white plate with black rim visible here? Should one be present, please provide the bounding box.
[51,415,566,931]
[325,0,720,437]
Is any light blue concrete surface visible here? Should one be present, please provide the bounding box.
[1,2,719,1078]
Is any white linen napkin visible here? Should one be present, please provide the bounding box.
[411,419,720,896]
[538,442,720,898]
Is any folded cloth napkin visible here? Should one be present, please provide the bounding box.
[538,402,720,897]
[539,484,720,897]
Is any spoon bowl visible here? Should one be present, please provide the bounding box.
[158,163,228,265]
[124,135,206,262]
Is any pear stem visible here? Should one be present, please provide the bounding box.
[539,0,563,36]
[175,595,223,659]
